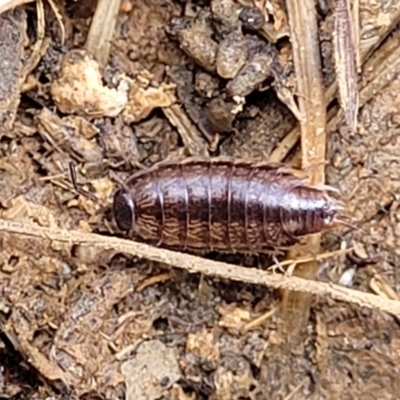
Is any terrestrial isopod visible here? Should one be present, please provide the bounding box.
[112,157,347,254]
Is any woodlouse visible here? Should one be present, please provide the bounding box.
[112,157,347,254]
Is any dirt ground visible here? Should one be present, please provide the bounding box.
[1,0,400,399]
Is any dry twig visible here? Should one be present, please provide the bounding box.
[269,7,400,163]
[333,0,359,131]
[85,0,122,67]
[1,219,400,317]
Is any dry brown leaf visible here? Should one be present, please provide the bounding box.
[17,337,68,384]
[63,116,99,140]
[36,108,103,165]
[1,196,58,228]
[123,72,176,123]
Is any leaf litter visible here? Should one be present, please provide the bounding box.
[1,0,400,399]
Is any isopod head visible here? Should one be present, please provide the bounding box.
[113,189,135,232]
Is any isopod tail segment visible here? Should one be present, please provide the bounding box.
[320,188,363,234]
[319,195,363,234]
[309,181,361,234]
[279,180,359,242]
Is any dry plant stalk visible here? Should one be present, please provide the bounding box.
[85,0,122,67]
[333,0,359,131]
[283,0,328,333]
[1,218,400,316]
[352,0,360,72]
[162,105,209,156]
[269,7,400,164]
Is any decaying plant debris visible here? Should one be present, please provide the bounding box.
[1,0,400,399]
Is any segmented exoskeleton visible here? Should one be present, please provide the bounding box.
[113,157,346,254]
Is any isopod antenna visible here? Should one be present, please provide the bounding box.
[68,162,102,204]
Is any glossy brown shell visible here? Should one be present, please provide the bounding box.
[113,157,343,254]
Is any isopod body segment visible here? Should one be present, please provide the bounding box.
[112,157,343,254]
